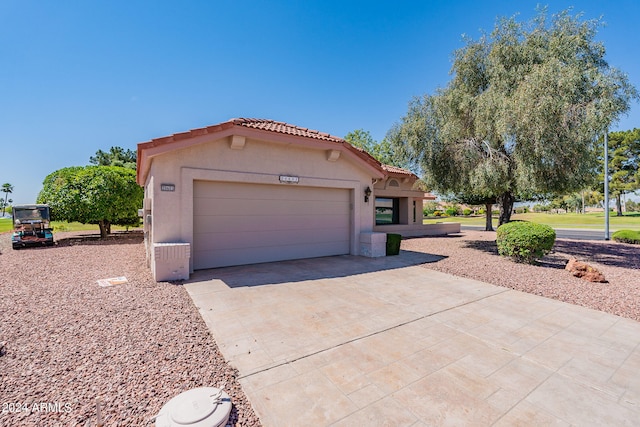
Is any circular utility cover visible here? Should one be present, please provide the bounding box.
[156,387,232,427]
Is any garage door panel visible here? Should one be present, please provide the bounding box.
[194,213,348,234]
[194,182,349,201]
[194,198,348,217]
[193,181,351,269]
[194,241,349,270]
[193,226,350,251]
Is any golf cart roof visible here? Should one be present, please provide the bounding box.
[13,204,50,209]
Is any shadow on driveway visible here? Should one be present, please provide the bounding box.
[188,250,446,288]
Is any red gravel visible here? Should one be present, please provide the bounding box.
[402,230,640,321]
[0,231,261,427]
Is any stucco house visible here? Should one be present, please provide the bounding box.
[137,118,459,281]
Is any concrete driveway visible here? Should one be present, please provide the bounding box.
[185,251,640,426]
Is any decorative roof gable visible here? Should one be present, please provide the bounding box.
[137,118,422,186]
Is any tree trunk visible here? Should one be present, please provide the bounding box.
[616,194,623,216]
[2,193,7,216]
[484,203,494,231]
[98,220,110,238]
[497,192,515,226]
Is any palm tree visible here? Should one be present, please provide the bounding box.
[1,183,13,216]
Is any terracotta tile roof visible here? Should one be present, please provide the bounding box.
[380,164,415,177]
[139,118,346,150]
[232,119,386,174]
[348,146,415,178]
[231,118,345,143]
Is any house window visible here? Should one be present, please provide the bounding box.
[413,200,416,223]
[375,197,400,225]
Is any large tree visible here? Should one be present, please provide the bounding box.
[389,8,637,228]
[37,166,143,237]
[603,129,640,216]
[1,183,13,216]
[344,129,404,167]
[89,146,137,169]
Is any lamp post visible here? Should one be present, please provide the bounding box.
[604,130,610,240]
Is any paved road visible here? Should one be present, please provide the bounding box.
[461,225,613,241]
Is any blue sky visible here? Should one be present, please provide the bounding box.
[2,0,639,204]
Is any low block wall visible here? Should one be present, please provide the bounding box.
[359,232,387,257]
[373,222,461,237]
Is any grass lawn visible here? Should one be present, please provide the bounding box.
[0,218,12,233]
[424,211,640,231]
[0,218,137,234]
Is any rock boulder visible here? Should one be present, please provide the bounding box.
[565,258,608,283]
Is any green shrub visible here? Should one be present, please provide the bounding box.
[54,223,68,232]
[386,233,402,256]
[478,208,486,215]
[612,229,640,244]
[533,203,550,213]
[463,208,472,216]
[496,221,556,264]
[423,201,438,216]
[445,208,458,216]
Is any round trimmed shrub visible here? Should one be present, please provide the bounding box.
[612,229,640,244]
[496,221,556,264]
[445,208,458,216]
[463,208,472,216]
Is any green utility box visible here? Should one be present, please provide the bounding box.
[386,233,402,256]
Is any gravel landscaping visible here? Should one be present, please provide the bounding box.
[1,228,638,426]
[0,231,261,427]
[403,230,640,322]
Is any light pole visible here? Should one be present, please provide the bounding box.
[604,130,610,240]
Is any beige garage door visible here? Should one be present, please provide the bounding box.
[193,181,351,269]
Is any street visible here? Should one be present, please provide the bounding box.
[461,225,613,241]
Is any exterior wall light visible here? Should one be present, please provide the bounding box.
[364,186,372,203]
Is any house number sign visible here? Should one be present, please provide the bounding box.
[160,183,175,192]
[279,175,299,183]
